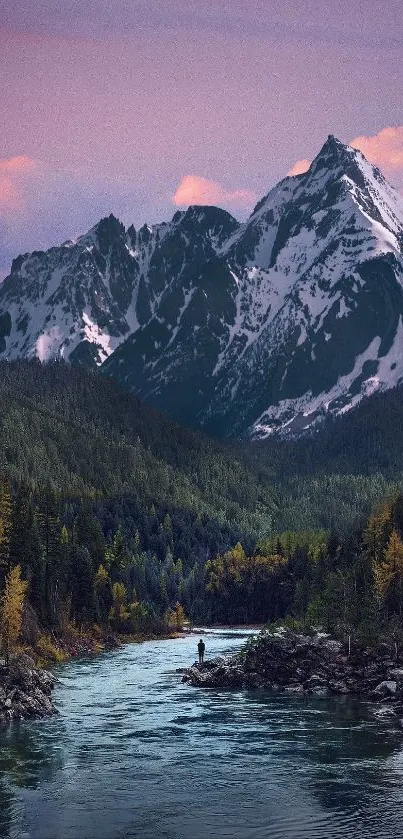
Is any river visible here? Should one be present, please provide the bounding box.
[1,628,403,838]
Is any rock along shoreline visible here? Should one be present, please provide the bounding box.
[0,654,56,724]
[0,630,184,726]
[182,628,403,724]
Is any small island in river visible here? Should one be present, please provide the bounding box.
[183,627,403,725]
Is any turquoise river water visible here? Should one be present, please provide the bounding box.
[1,628,403,838]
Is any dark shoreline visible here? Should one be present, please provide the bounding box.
[0,654,56,724]
[183,627,403,726]
[0,628,184,725]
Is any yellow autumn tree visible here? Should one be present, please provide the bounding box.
[95,564,109,589]
[109,582,128,628]
[167,603,186,630]
[1,565,28,665]
[206,543,248,595]
[112,582,127,615]
[365,504,393,564]
[373,530,403,616]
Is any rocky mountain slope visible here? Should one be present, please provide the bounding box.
[1,136,403,438]
[0,208,238,368]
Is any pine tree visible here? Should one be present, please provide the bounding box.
[95,564,112,625]
[69,545,96,624]
[0,477,13,578]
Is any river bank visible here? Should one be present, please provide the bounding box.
[0,625,186,724]
[0,625,119,724]
[183,626,403,725]
[22,623,186,669]
[0,653,56,724]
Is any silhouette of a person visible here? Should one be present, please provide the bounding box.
[197,638,205,664]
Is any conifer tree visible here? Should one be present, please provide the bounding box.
[95,564,113,625]
[0,477,13,578]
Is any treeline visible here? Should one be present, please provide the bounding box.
[0,478,252,651]
[2,359,403,654]
[2,359,402,540]
[249,385,403,481]
[2,481,403,653]
[205,495,403,642]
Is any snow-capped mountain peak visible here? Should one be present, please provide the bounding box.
[2,137,403,438]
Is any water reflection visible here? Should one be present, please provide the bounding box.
[0,721,65,838]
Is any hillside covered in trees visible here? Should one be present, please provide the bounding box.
[243,385,403,534]
[2,360,403,657]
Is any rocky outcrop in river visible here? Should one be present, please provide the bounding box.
[0,654,56,724]
[182,628,403,718]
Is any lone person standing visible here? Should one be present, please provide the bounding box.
[197,638,205,664]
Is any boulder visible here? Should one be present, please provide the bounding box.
[389,668,403,680]
[372,680,397,697]
[0,654,56,724]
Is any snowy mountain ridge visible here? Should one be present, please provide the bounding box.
[0,208,237,367]
[2,135,403,438]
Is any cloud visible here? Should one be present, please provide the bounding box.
[173,175,256,208]
[287,158,311,177]
[0,155,37,210]
[351,126,403,172]
[287,126,403,186]
[0,155,36,174]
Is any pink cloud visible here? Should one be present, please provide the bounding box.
[0,156,36,174]
[287,158,311,177]
[287,126,403,186]
[173,175,256,208]
[351,126,403,173]
[0,155,37,211]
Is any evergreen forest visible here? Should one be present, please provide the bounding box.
[2,359,403,658]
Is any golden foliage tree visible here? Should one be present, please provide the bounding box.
[167,602,186,630]
[1,565,28,665]
[365,504,393,564]
[95,564,109,588]
[109,581,128,624]
[373,530,403,616]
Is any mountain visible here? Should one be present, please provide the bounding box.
[2,136,403,438]
[0,207,238,367]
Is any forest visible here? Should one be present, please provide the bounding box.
[2,359,403,660]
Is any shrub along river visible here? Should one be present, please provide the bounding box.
[1,628,403,838]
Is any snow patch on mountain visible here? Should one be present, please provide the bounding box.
[252,317,403,438]
[3,137,403,438]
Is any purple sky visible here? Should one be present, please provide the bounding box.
[1,0,403,275]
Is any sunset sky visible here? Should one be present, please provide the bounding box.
[1,0,403,276]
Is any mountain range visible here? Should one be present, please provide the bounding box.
[1,135,403,438]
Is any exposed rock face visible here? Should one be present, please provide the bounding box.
[0,654,56,724]
[104,138,403,437]
[182,629,403,718]
[3,137,403,438]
